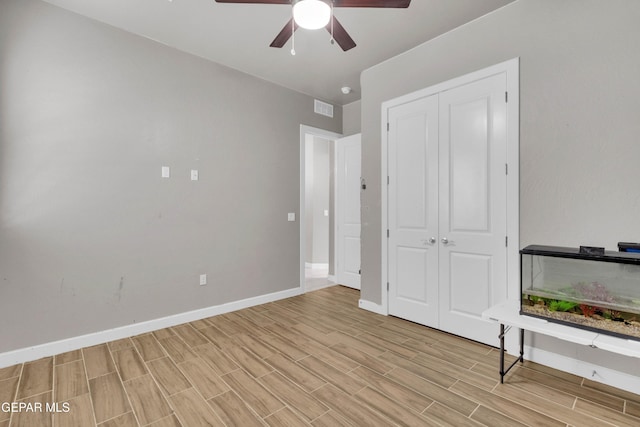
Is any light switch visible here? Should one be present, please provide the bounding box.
[324,209,329,217]
[288,213,296,222]
[161,166,170,178]
[191,170,199,181]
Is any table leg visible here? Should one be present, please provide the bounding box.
[499,323,505,383]
[519,328,525,363]
[498,324,524,383]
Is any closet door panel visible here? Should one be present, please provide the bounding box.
[449,98,490,232]
[387,95,439,327]
[438,72,508,346]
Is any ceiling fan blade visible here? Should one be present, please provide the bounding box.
[270,18,298,48]
[215,0,290,4]
[326,16,356,51]
[332,0,411,7]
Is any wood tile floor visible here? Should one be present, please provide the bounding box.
[1,285,639,426]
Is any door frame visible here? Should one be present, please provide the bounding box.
[380,58,520,317]
[299,125,342,292]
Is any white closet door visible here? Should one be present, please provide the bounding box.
[337,134,361,289]
[438,73,508,346]
[388,95,439,326]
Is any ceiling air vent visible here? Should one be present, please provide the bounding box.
[314,99,334,118]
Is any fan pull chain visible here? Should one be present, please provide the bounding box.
[291,9,296,55]
[330,1,335,45]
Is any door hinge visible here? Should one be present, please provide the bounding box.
[505,163,508,175]
[505,236,508,247]
[505,91,508,103]
[387,122,390,131]
[387,176,390,185]
[359,269,361,275]
[387,282,389,291]
[387,229,390,238]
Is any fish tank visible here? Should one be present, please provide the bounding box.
[521,245,640,341]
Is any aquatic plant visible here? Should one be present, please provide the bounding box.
[528,295,541,304]
[608,309,623,320]
[548,300,577,312]
[579,304,597,318]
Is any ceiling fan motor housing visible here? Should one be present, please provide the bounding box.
[292,0,332,30]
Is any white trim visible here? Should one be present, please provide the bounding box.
[358,299,387,316]
[0,287,302,369]
[526,346,640,396]
[305,262,329,269]
[327,275,336,283]
[380,57,520,316]
[333,138,339,288]
[299,125,342,294]
[380,105,390,315]
[504,59,521,305]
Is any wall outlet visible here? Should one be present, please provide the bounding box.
[288,213,296,222]
[161,166,170,178]
[191,170,199,181]
[199,274,207,286]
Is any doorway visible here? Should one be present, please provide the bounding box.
[299,125,342,292]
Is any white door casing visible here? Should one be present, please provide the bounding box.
[388,96,439,325]
[299,125,342,292]
[337,134,361,289]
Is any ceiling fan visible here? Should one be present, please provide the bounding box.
[214,0,411,52]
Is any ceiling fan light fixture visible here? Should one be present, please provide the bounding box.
[293,0,331,30]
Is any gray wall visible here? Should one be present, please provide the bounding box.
[342,100,361,136]
[0,0,341,353]
[360,0,640,376]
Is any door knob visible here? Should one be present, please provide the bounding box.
[441,237,449,244]
[428,237,436,244]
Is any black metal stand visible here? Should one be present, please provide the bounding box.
[498,323,525,383]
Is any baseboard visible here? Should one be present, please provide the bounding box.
[327,275,336,283]
[358,299,387,316]
[305,262,329,269]
[524,345,640,395]
[0,286,303,369]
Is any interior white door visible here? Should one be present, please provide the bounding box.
[385,71,509,347]
[388,95,439,326]
[437,73,507,346]
[337,134,361,289]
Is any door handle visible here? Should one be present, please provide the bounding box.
[421,237,437,246]
[441,237,450,245]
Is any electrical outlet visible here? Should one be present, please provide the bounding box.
[161,166,170,178]
[199,274,207,286]
[191,170,199,181]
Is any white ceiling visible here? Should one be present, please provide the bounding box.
[42,0,515,105]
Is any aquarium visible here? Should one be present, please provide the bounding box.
[521,245,640,341]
